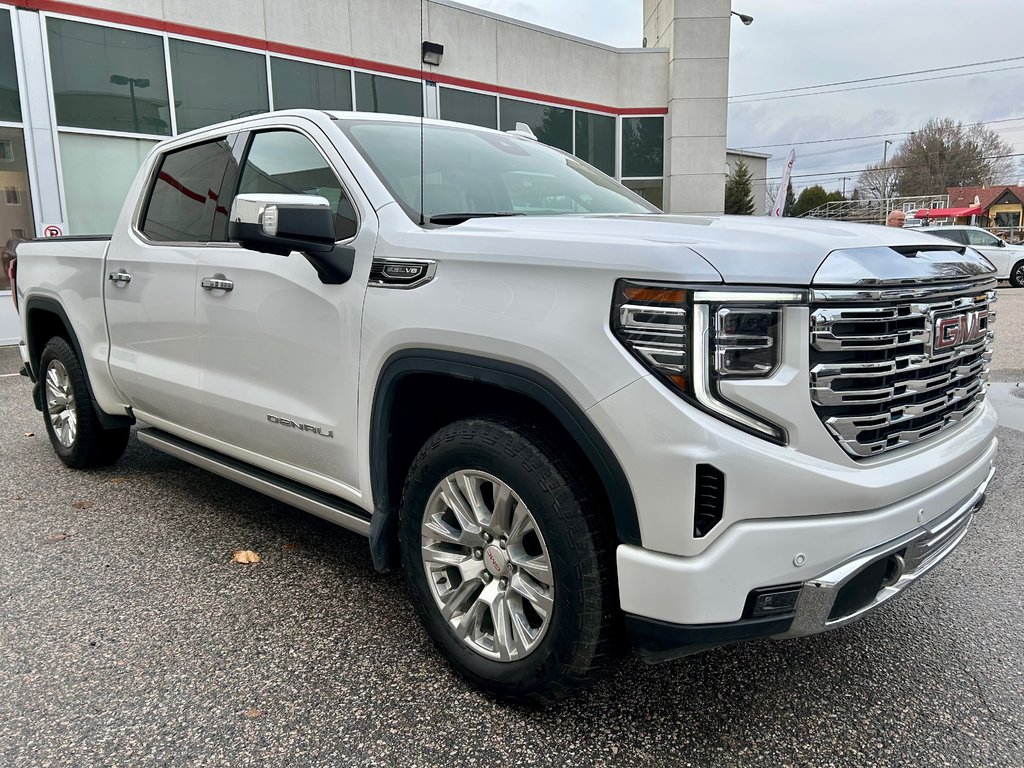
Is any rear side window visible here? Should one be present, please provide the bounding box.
[141,139,232,242]
[930,228,966,245]
[237,130,357,240]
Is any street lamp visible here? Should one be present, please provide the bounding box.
[731,11,754,25]
[110,74,150,133]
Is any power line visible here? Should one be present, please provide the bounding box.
[750,151,1024,184]
[733,115,1024,150]
[730,55,1024,99]
[730,64,1024,104]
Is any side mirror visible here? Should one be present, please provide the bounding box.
[228,193,336,257]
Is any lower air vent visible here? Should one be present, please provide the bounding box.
[694,463,725,538]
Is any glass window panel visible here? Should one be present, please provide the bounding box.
[0,10,20,123]
[141,138,231,242]
[271,58,352,111]
[621,116,664,178]
[47,18,170,135]
[170,40,269,133]
[574,111,615,176]
[354,73,421,117]
[0,128,34,289]
[239,130,356,239]
[624,180,663,210]
[439,87,496,129]
[59,132,156,235]
[498,99,572,152]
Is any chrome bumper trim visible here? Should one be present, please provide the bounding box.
[777,464,994,639]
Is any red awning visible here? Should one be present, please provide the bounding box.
[914,206,982,219]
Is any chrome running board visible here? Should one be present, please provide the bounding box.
[137,427,372,537]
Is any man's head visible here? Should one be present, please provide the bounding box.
[887,210,906,227]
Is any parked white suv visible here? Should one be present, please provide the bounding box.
[13,111,999,703]
[920,225,1024,286]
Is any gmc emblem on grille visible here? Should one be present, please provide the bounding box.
[932,309,988,352]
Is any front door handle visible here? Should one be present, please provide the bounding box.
[200,276,234,293]
[108,270,132,286]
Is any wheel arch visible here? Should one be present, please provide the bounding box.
[367,349,640,570]
[23,296,133,429]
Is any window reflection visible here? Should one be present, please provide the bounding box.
[499,98,572,153]
[0,128,33,289]
[48,18,170,135]
[170,40,269,132]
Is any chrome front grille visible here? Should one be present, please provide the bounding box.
[810,282,996,458]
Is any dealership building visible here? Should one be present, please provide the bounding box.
[0,0,760,341]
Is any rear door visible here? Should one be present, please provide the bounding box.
[105,136,235,432]
[195,125,374,492]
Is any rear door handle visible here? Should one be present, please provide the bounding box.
[200,276,234,292]
[108,270,132,286]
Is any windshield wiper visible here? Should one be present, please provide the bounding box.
[428,212,525,225]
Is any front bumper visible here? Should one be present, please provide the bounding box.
[625,458,994,662]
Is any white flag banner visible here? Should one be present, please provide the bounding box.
[772,149,796,217]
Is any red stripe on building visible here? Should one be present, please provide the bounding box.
[10,0,668,117]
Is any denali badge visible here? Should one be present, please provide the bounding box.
[932,308,988,352]
[266,414,334,439]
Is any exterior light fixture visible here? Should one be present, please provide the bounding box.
[731,11,754,25]
[421,41,444,67]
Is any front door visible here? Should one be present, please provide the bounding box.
[195,127,374,494]
[105,136,235,433]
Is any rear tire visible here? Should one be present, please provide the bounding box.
[1009,259,1024,288]
[39,336,129,469]
[399,417,616,704]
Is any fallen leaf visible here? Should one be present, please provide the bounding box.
[282,542,299,551]
[72,501,94,510]
[23,432,33,437]
[244,708,263,718]
[43,533,69,544]
[231,549,261,565]
[108,478,127,485]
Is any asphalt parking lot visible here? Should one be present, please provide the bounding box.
[1,292,1023,767]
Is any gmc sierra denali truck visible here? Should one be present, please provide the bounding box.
[14,110,998,703]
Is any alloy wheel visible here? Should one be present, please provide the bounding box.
[420,470,555,662]
[45,359,77,448]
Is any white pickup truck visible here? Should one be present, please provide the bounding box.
[13,110,998,703]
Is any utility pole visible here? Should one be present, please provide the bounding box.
[882,139,893,223]
[842,176,849,197]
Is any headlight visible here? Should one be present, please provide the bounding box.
[613,281,804,444]
[712,306,780,378]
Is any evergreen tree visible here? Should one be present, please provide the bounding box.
[724,159,755,215]
[783,179,796,217]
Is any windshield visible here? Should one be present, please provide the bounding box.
[336,119,658,224]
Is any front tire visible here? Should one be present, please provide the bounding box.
[1009,259,1024,288]
[39,336,129,469]
[399,418,616,704]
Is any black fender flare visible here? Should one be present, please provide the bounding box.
[367,349,640,570]
[23,296,133,429]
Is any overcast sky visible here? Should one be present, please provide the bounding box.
[460,0,1024,199]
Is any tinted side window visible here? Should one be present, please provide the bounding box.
[141,139,231,242]
[238,131,357,240]
[929,229,965,244]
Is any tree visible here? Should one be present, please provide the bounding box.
[892,118,1014,195]
[783,179,796,216]
[724,159,755,215]
[792,185,845,217]
[855,161,900,201]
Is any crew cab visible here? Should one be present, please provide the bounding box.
[14,110,998,703]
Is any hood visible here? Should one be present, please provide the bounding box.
[446,213,993,285]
